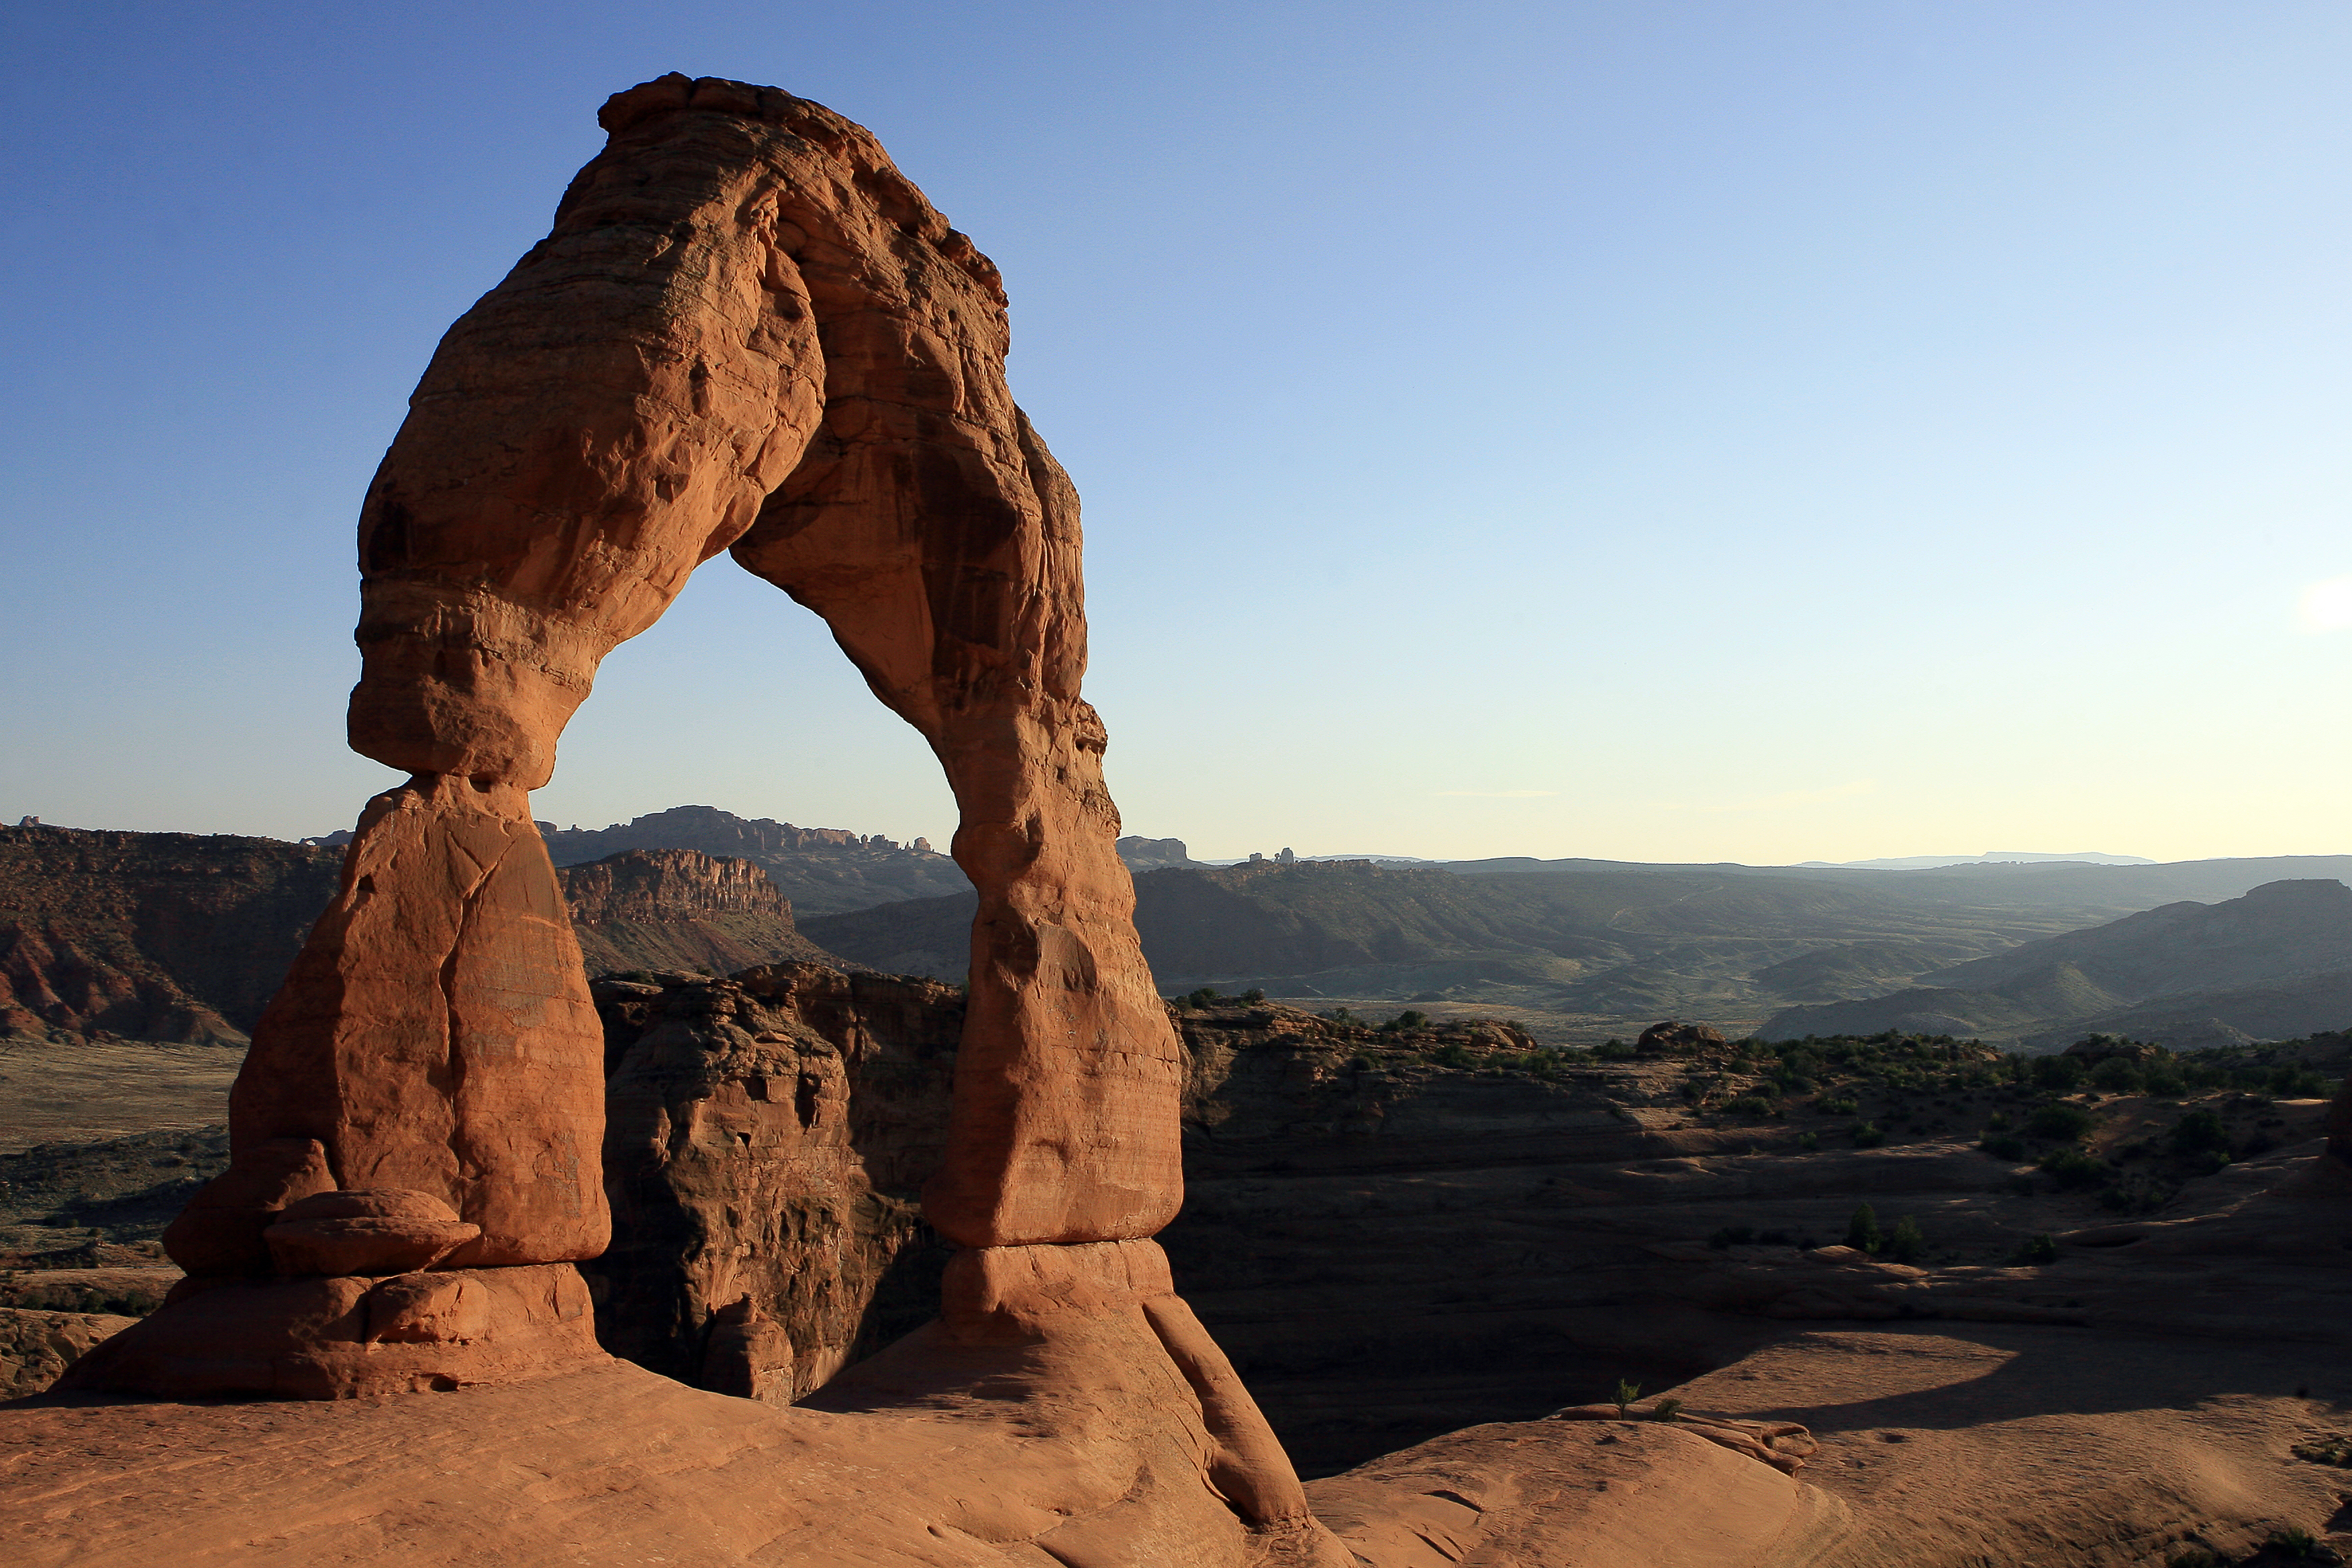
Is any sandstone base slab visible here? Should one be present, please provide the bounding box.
[56,1263,601,1399]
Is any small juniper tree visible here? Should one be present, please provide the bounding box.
[1846,1203,1883,1255]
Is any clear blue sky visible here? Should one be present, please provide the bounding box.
[5,1,2348,864]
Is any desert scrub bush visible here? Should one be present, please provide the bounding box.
[1883,1216,1926,1265]
[1845,1204,1883,1255]
[1595,1038,1636,1061]
[2089,1057,2145,1093]
[2271,1063,2334,1098]
[1817,1095,1861,1116]
[1722,1095,1778,1118]
[2012,1233,2059,1265]
[2025,1102,2095,1142]
[1424,1042,1475,1069]
[1379,1010,1431,1032]
[1239,987,1267,1004]
[1797,1131,1818,1151]
[1611,1378,1641,1416]
[1648,1398,1685,1422]
[1850,1121,1888,1148]
[2169,1107,2227,1155]
[2141,1068,2187,1097]
[2098,1173,2175,1214]
[2292,1434,2352,1467]
[2263,1525,2322,1559]
[2030,1055,2087,1091]
[2038,1146,2111,1189]
[1983,1110,2012,1131]
[1980,1133,2027,1162]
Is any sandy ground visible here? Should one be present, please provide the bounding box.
[0,1039,242,1153]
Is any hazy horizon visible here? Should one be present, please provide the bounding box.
[5,3,2349,866]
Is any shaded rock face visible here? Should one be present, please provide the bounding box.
[558,848,846,977]
[0,826,341,1046]
[581,964,960,1400]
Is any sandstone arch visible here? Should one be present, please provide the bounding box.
[70,73,1338,1561]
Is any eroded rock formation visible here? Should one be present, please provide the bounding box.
[584,962,959,1398]
[68,72,1336,1563]
[560,847,843,975]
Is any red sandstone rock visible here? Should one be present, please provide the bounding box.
[264,1193,481,1277]
[1639,1019,1730,1055]
[224,775,607,1270]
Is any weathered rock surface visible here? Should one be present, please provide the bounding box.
[218,775,609,1271]
[560,846,847,976]
[0,1306,137,1398]
[583,962,960,1398]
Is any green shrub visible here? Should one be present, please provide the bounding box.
[1648,1398,1684,1422]
[2141,1069,2186,1097]
[1817,1095,1860,1116]
[2039,1146,2110,1189]
[1797,1132,1818,1151]
[1425,1042,1475,1069]
[2098,1173,2175,1214]
[2012,1233,2059,1265]
[1845,1204,1883,1255]
[1981,1133,2026,1161]
[1596,1039,1636,1061]
[1240,987,1267,1004]
[2026,1103,2094,1142]
[2088,1057,2145,1092]
[1722,1095,1777,1118]
[2271,1063,2333,1098]
[1611,1378,1641,1416]
[2168,1107,2226,1155]
[2264,1525,2322,1559]
[1851,1121,1888,1148]
[1186,987,1222,1009]
[2293,1434,2352,1466]
[2031,1055,2087,1091]
[1883,1216,1926,1264]
[1984,1110,2012,1131]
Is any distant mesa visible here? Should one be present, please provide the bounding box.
[1798,850,2157,871]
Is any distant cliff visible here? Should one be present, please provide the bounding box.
[558,848,848,977]
[538,806,970,917]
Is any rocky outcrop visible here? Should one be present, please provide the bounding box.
[583,963,959,1399]
[77,71,1332,1563]
[558,848,846,975]
[0,825,341,1045]
[0,1306,139,1398]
